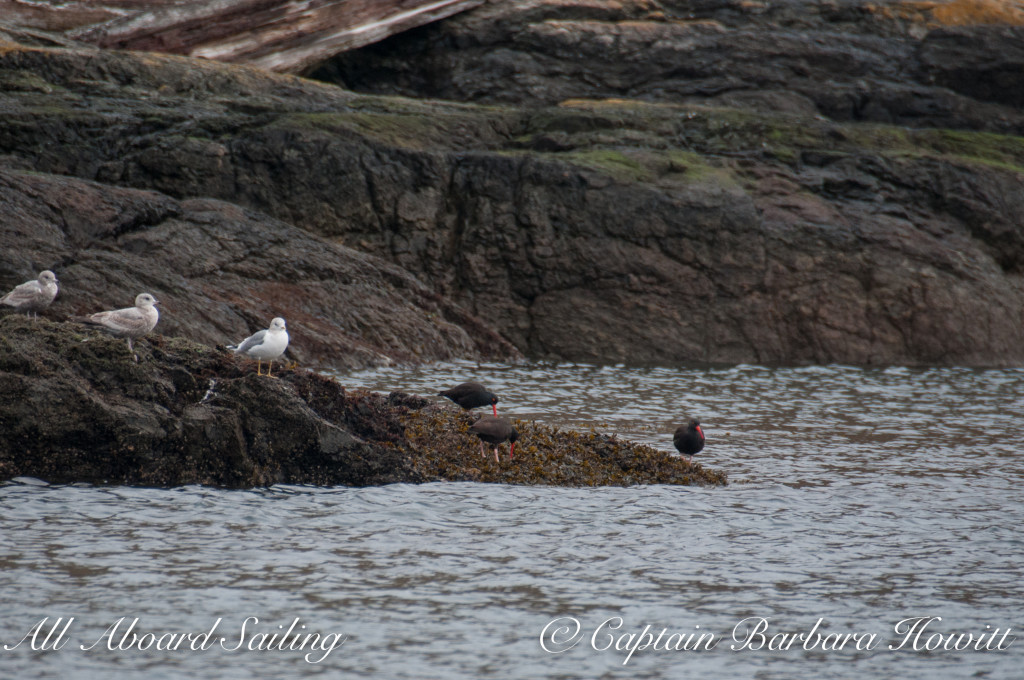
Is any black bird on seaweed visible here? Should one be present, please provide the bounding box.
[470,415,519,463]
[439,381,499,416]
[673,419,705,463]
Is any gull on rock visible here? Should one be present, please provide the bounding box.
[73,293,159,354]
[1,270,59,317]
[228,317,289,377]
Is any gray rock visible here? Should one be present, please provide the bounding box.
[1,18,1022,366]
[0,167,518,369]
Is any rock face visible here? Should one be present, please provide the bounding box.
[1,4,1023,367]
[0,316,725,488]
[0,166,517,370]
[0,316,421,487]
[315,0,1024,134]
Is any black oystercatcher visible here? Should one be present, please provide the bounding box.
[439,381,499,416]
[469,415,519,463]
[673,419,705,463]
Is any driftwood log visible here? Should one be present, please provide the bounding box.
[0,0,483,72]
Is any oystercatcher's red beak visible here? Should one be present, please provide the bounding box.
[509,442,515,459]
[697,425,704,440]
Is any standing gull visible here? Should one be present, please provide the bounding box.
[73,293,160,355]
[228,317,289,377]
[1,270,59,317]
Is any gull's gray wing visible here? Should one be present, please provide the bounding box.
[1,280,43,307]
[88,307,150,336]
[233,329,268,355]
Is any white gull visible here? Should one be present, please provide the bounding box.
[1,270,59,317]
[227,317,289,377]
[74,292,160,353]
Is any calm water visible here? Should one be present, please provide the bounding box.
[2,362,1023,679]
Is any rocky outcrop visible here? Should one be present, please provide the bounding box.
[0,315,725,488]
[0,166,517,370]
[0,0,482,73]
[1,10,1023,367]
[0,316,419,487]
[315,0,1024,134]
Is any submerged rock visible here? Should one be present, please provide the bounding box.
[0,316,724,488]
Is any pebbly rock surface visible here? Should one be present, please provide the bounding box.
[0,316,724,488]
[1,10,1023,367]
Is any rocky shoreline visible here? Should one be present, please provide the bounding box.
[1,2,1022,488]
[0,316,725,488]
[2,6,1022,368]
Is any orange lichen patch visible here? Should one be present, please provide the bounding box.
[0,43,33,55]
[887,0,1024,26]
[931,0,1024,24]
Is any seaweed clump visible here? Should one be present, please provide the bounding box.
[400,406,727,487]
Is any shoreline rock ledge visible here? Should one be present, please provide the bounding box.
[0,316,726,489]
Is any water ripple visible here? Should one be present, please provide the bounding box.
[2,364,1023,679]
